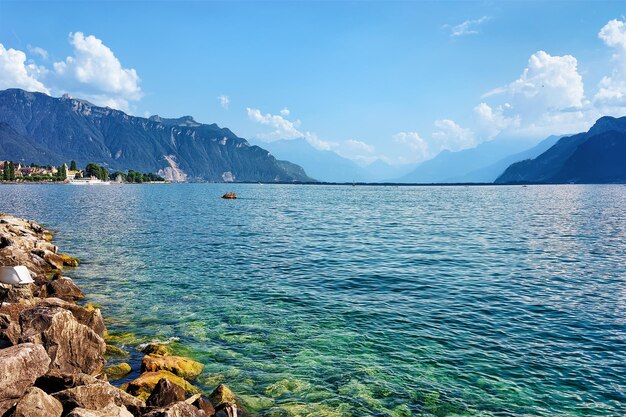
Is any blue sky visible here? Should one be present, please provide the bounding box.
[1,1,625,165]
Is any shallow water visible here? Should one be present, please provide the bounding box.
[1,183,625,416]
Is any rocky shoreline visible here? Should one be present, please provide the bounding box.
[0,214,244,417]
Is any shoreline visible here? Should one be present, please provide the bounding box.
[0,213,244,417]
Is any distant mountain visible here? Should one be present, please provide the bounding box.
[0,89,313,182]
[398,137,539,183]
[453,135,563,183]
[496,116,626,184]
[253,138,415,182]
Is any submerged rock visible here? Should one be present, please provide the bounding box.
[104,363,132,380]
[146,378,186,408]
[0,343,51,415]
[141,355,204,381]
[19,304,106,375]
[12,386,63,417]
[125,370,202,401]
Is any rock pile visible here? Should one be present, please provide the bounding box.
[0,214,248,417]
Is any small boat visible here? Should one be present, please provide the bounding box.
[222,192,237,199]
[0,266,34,285]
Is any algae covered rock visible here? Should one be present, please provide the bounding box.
[146,378,186,408]
[209,384,237,407]
[141,355,204,381]
[125,370,202,401]
[104,363,132,380]
[58,253,80,267]
[12,386,63,417]
[141,343,171,356]
[0,343,51,415]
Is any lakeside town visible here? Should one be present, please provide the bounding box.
[0,160,167,184]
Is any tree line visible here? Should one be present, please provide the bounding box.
[2,160,165,183]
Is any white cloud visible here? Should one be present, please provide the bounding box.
[432,119,477,151]
[280,107,290,116]
[0,43,49,94]
[479,50,588,137]
[449,16,490,37]
[343,139,374,154]
[218,95,230,109]
[246,107,304,140]
[595,19,626,108]
[392,131,431,163]
[53,32,142,110]
[27,45,48,60]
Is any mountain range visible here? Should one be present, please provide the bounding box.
[251,138,416,183]
[496,116,626,184]
[0,89,313,182]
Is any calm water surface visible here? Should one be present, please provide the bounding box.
[0,184,624,416]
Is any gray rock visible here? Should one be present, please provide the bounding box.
[12,386,63,417]
[0,343,51,415]
[66,403,134,417]
[53,383,145,417]
[143,402,207,417]
[19,304,106,375]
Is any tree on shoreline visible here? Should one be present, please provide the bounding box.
[70,160,78,171]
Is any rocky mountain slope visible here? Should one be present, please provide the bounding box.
[496,116,626,184]
[0,89,313,183]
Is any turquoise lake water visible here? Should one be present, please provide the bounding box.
[1,183,625,416]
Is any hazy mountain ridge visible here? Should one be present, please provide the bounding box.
[496,116,626,184]
[253,138,416,183]
[0,89,313,182]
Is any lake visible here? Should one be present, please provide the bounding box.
[0,183,624,416]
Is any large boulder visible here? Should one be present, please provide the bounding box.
[46,277,84,301]
[66,403,134,417]
[125,371,202,401]
[34,369,102,394]
[12,386,63,417]
[143,402,207,417]
[141,355,204,381]
[53,383,145,417]
[0,343,51,415]
[146,378,186,408]
[19,304,106,375]
[37,298,106,337]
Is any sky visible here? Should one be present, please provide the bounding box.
[1,0,626,166]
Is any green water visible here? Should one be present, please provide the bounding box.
[1,183,624,416]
